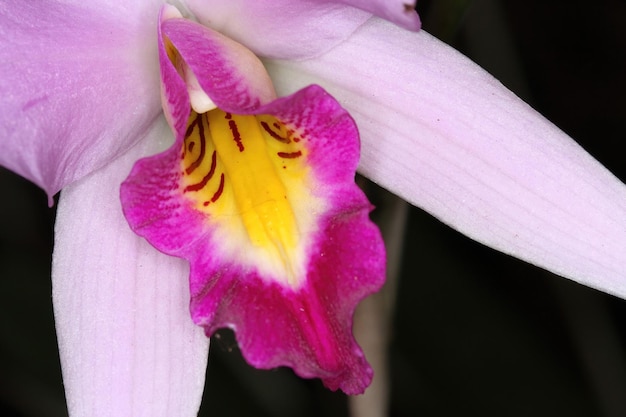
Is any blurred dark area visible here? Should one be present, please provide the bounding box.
[1,0,625,416]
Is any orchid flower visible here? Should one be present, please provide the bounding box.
[1,0,626,416]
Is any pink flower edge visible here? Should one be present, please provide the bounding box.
[190,185,385,394]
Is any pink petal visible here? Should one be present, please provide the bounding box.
[52,118,209,417]
[334,0,421,30]
[0,0,162,201]
[156,7,278,143]
[184,0,420,55]
[266,18,626,298]
[161,15,277,113]
[184,0,373,59]
[121,83,385,394]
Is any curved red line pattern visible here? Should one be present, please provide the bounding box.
[260,121,291,144]
[183,112,305,208]
[184,150,217,193]
[211,173,225,203]
[185,113,206,175]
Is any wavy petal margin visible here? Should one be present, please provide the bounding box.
[0,0,162,201]
[121,13,385,393]
[265,17,626,298]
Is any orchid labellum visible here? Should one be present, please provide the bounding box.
[120,6,385,394]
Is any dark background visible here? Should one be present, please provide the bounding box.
[1,0,625,415]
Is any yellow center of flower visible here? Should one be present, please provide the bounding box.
[180,109,321,288]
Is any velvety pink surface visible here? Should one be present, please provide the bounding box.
[157,10,278,145]
[189,186,384,394]
[122,82,385,393]
[162,18,277,111]
[0,0,162,201]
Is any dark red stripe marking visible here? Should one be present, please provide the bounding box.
[185,114,207,175]
[184,116,200,139]
[183,150,217,192]
[261,121,290,143]
[211,173,225,203]
[277,151,302,159]
[202,173,225,206]
[227,117,244,152]
[182,116,200,159]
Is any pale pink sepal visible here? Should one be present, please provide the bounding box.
[335,0,421,30]
[0,0,162,201]
[266,18,626,298]
[184,0,419,59]
[184,0,372,59]
[52,118,209,417]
